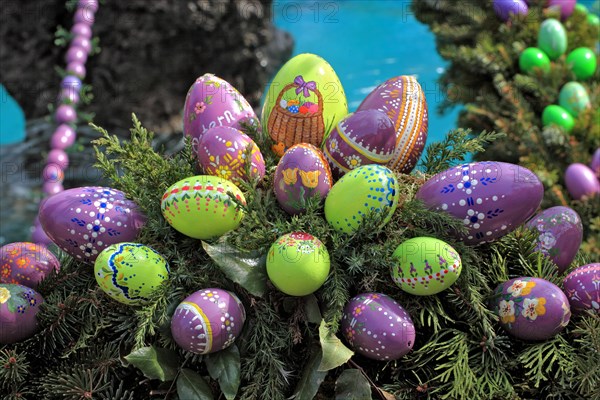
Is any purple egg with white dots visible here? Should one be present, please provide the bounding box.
[171,288,246,355]
[341,293,415,361]
[563,263,600,314]
[416,162,544,245]
[38,187,146,264]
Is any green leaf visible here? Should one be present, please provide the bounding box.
[202,241,267,297]
[304,294,323,324]
[291,346,327,400]
[124,346,179,381]
[318,320,354,372]
[335,369,372,400]
[177,368,214,400]
[205,345,241,400]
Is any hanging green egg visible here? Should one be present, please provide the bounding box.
[558,82,591,117]
[566,48,597,80]
[541,105,575,132]
[519,47,551,74]
[538,19,567,60]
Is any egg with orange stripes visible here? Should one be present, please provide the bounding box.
[356,75,428,173]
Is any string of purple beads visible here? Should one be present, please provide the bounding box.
[32,0,99,245]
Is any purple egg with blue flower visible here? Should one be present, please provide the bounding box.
[0,284,44,344]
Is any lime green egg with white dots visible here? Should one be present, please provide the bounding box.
[94,243,170,305]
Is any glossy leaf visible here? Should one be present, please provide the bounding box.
[304,294,322,324]
[205,345,241,400]
[335,369,372,400]
[318,320,354,372]
[123,346,179,382]
[176,368,214,400]
[291,346,327,400]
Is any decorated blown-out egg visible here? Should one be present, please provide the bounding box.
[391,237,462,296]
[0,284,44,344]
[564,163,600,200]
[563,263,600,313]
[183,74,258,154]
[538,19,567,60]
[196,126,265,184]
[558,82,590,117]
[161,175,246,240]
[0,242,60,288]
[274,143,332,215]
[325,165,399,234]
[261,53,348,156]
[416,162,543,245]
[266,232,330,296]
[171,288,246,354]
[356,75,428,173]
[94,243,170,305]
[492,277,570,341]
[323,110,397,178]
[341,293,415,361]
[526,206,582,273]
[39,187,146,264]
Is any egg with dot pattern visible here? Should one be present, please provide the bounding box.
[0,242,60,288]
[171,288,246,354]
[0,284,44,344]
[94,243,169,305]
[563,263,600,314]
[341,293,415,361]
[324,165,399,234]
[161,175,246,239]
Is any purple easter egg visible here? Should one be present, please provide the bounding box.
[65,46,88,64]
[55,104,76,124]
[0,242,60,288]
[0,284,44,344]
[591,148,600,177]
[66,61,86,78]
[417,162,543,245]
[493,277,570,341]
[43,182,64,196]
[58,88,80,105]
[547,0,576,20]
[47,149,69,169]
[341,293,415,361]
[74,7,95,25]
[565,163,600,200]
[171,288,246,354]
[356,76,428,174]
[42,164,65,183]
[563,263,600,313]
[70,36,92,54]
[493,0,529,21]
[196,126,265,185]
[78,0,99,13]
[274,143,332,215]
[51,125,76,150]
[183,74,258,154]
[61,75,82,91]
[526,206,582,273]
[323,110,397,178]
[71,23,92,39]
[39,187,146,264]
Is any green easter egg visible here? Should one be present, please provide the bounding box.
[161,175,246,240]
[574,4,588,14]
[558,81,591,117]
[541,105,575,132]
[566,47,597,80]
[94,243,169,305]
[266,232,330,296]
[538,19,567,60]
[519,47,551,74]
[588,14,599,27]
[325,165,399,234]
[261,53,348,156]
[391,237,462,296]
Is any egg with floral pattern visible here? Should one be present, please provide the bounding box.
[171,288,246,354]
[39,187,146,264]
[196,126,265,185]
[563,263,600,314]
[391,237,462,295]
[416,162,543,245]
[492,277,570,341]
[274,143,332,215]
[0,242,60,288]
[323,110,397,178]
[0,284,44,344]
[341,293,415,361]
[526,207,582,273]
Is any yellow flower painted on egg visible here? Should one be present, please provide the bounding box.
[282,168,298,185]
[521,297,546,320]
[299,170,321,188]
[0,287,11,304]
[216,166,232,180]
[498,300,515,324]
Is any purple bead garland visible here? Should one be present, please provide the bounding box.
[32,1,98,245]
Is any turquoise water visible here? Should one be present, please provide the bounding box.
[0,84,26,145]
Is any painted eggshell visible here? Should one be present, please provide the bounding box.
[564,163,600,200]
[547,0,576,20]
[323,110,397,178]
[266,232,330,296]
[196,126,265,185]
[39,187,146,264]
[591,148,600,177]
[171,288,246,354]
[416,162,544,245]
[261,53,348,156]
[538,19,567,60]
[558,82,590,117]
[0,242,60,288]
[274,143,332,215]
[0,284,44,344]
[493,277,570,341]
[184,74,258,154]
[356,75,428,174]
[493,0,528,21]
[391,237,462,296]
[324,165,399,234]
[526,207,582,273]
[563,263,600,313]
[161,175,246,240]
[94,243,170,305]
[341,293,415,361]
